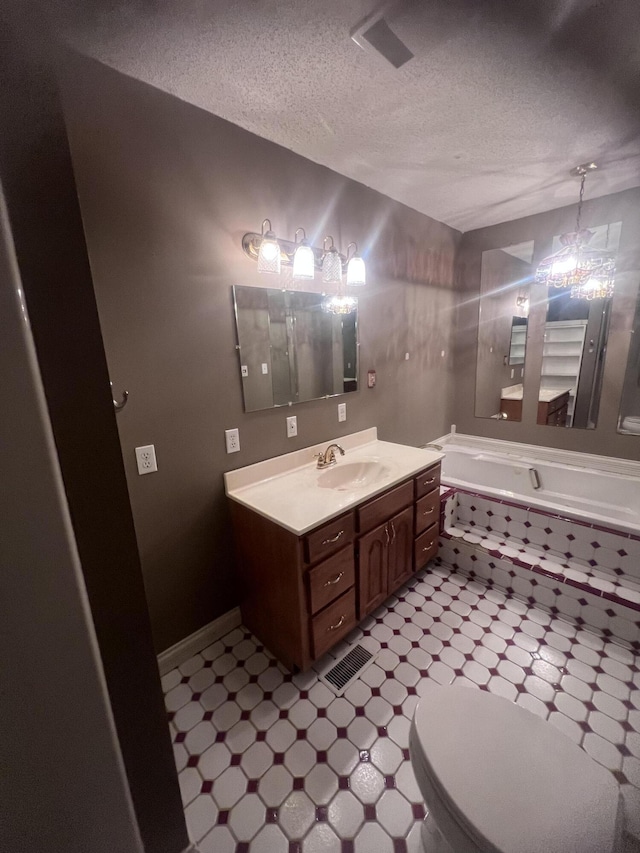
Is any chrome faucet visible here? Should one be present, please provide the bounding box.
[314,443,345,469]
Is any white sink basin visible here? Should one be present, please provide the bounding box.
[317,460,391,491]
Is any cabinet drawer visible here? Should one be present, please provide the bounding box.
[414,523,439,570]
[305,513,355,564]
[311,588,357,659]
[415,489,439,535]
[415,464,441,499]
[358,480,413,534]
[307,547,355,615]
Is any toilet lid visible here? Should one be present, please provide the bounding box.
[413,686,621,853]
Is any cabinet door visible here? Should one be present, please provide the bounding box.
[358,521,389,619]
[387,505,414,591]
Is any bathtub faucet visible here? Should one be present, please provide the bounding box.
[528,467,542,490]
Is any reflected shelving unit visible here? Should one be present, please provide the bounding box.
[541,320,587,426]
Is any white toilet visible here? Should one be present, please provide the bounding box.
[409,686,624,853]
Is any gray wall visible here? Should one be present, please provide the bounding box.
[1,27,188,853]
[0,181,143,853]
[455,187,640,460]
[61,56,460,653]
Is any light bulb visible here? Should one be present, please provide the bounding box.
[293,243,315,280]
[346,254,366,287]
[551,255,577,276]
[257,220,281,274]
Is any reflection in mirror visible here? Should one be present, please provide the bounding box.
[617,285,640,435]
[233,286,358,412]
[538,222,620,429]
[475,241,534,421]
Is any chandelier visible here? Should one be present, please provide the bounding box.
[535,163,616,300]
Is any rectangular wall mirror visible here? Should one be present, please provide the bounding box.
[536,221,620,429]
[233,285,358,412]
[617,283,640,435]
[475,241,534,421]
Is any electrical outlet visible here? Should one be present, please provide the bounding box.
[225,428,240,454]
[338,402,347,422]
[241,365,248,378]
[286,416,297,438]
[135,444,158,475]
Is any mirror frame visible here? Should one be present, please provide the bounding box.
[232,284,360,413]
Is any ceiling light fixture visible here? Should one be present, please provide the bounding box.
[322,293,358,315]
[292,228,315,280]
[256,218,281,274]
[535,162,616,300]
[346,241,366,287]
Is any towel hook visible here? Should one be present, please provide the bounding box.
[111,382,129,411]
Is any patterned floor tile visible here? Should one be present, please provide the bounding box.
[162,563,640,851]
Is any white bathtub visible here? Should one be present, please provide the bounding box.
[439,441,640,536]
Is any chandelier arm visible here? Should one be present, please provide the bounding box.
[576,173,586,232]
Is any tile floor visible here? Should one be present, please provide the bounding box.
[162,562,640,852]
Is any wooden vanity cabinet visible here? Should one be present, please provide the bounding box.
[537,391,570,426]
[358,506,414,618]
[229,461,441,671]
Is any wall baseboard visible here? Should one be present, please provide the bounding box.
[157,608,242,676]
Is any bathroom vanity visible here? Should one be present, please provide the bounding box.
[224,429,442,671]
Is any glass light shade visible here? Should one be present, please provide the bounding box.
[536,229,615,299]
[292,242,315,280]
[257,230,281,274]
[322,247,342,284]
[346,254,366,286]
[322,294,358,315]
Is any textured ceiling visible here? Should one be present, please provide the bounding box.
[50,0,640,231]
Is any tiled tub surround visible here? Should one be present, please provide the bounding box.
[438,437,640,535]
[439,488,640,647]
[163,564,640,852]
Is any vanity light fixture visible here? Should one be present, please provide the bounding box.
[346,241,366,286]
[292,228,315,280]
[535,162,616,300]
[515,295,529,317]
[242,221,366,289]
[322,235,343,285]
[256,219,281,274]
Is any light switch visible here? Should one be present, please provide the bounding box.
[338,403,346,422]
[261,363,269,374]
[286,416,297,438]
[241,365,248,377]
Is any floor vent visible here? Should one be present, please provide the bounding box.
[320,644,375,695]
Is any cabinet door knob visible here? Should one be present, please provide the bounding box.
[384,525,390,546]
[327,614,346,632]
[322,530,344,545]
[390,520,396,543]
[324,571,344,587]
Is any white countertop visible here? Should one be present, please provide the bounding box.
[224,428,443,535]
[501,384,572,402]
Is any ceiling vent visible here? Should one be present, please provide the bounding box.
[351,5,414,69]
